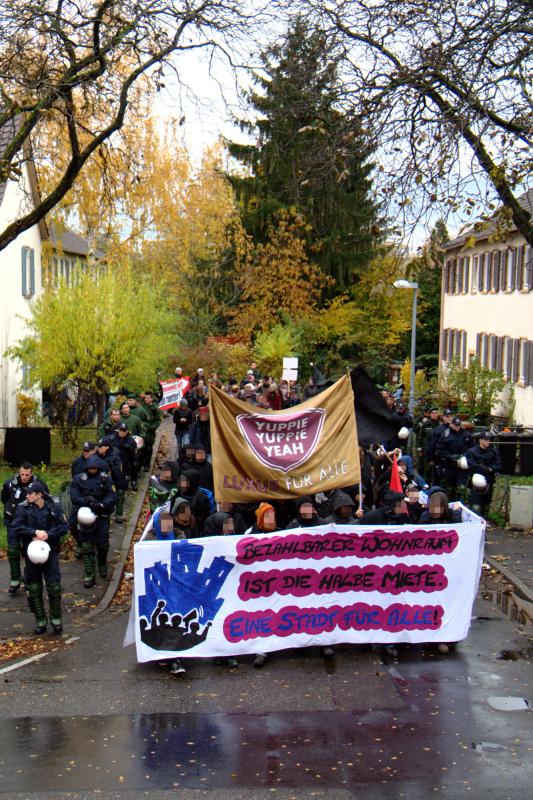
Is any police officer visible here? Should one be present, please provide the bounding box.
[107,422,140,491]
[71,441,97,477]
[416,408,440,479]
[12,481,67,634]
[435,416,474,500]
[426,409,453,481]
[465,431,502,515]
[96,436,128,523]
[1,463,49,595]
[98,407,121,438]
[70,455,116,587]
[139,391,162,471]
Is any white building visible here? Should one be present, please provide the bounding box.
[0,120,47,429]
[440,188,533,426]
[0,119,95,428]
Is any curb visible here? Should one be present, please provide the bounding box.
[82,426,163,621]
[484,554,533,605]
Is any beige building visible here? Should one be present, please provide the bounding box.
[440,188,533,426]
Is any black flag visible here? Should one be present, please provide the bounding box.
[350,366,402,445]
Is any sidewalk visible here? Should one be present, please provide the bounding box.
[485,525,533,599]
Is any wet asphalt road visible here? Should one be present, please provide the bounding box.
[0,589,532,800]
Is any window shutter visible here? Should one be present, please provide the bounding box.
[528,341,533,386]
[29,248,35,296]
[462,331,467,366]
[478,254,484,291]
[443,262,449,294]
[21,247,27,295]
[476,333,482,358]
[441,330,447,361]
[515,246,523,289]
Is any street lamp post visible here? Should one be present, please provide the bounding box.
[393,279,418,417]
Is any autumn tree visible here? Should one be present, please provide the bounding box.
[0,0,261,251]
[349,250,412,382]
[302,0,533,244]
[229,210,333,340]
[8,267,178,422]
[140,144,243,344]
[227,16,381,291]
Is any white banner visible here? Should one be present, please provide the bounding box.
[158,378,190,411]
[130,515,485,662]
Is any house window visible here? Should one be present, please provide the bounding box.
[21,246,36,298]
[462,256,470,293]
[501,249,509,290]
[472,256,478,293]
[491,250,501,292]
[21,364,32,389]
[502,337,512,381]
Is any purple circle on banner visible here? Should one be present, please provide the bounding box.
[236,409,326,473]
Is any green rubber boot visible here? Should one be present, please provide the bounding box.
[115,490,125,523]
[7,544,21,593]
[97,545,109,579]
[28,582,47,634]
[81,541,96,588]
[47,582,63,633]
[70,523,83,559]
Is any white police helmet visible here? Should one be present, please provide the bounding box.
[77,506,97,526]
[398,426,410,440]
[27,540,50,564]
[472,473,488,489]
[457,456,469,470]
[134,436,144,449]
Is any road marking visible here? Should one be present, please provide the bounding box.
[0,636,80,675]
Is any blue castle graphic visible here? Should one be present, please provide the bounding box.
[138,541,233,626]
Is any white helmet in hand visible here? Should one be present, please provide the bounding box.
[77,506,97,526]
[472,473,488,489]
[27,540,50,564]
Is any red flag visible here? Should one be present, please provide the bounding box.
[389,454,403,493]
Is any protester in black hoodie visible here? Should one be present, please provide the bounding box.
[324,491,357,525]
[204,504,247,536]
[178,469,211,534]
[286,496,325,529]
[192,446,214,490]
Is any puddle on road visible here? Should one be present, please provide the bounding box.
[472,741,507,754]
[487,696,532,712]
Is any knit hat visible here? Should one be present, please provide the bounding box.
[255,502,276,531]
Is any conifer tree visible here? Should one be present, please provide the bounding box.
[227,17,381,292]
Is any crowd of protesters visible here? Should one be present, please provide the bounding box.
[142,365,502,674]
[2,363,501,654]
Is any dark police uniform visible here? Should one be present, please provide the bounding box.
[12,488,67,633]
[466,434,502,514]
[1,473,49,593]
[435,422,474,499]
[69,456,116,586]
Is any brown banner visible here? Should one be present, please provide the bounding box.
[210,374,360,502]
